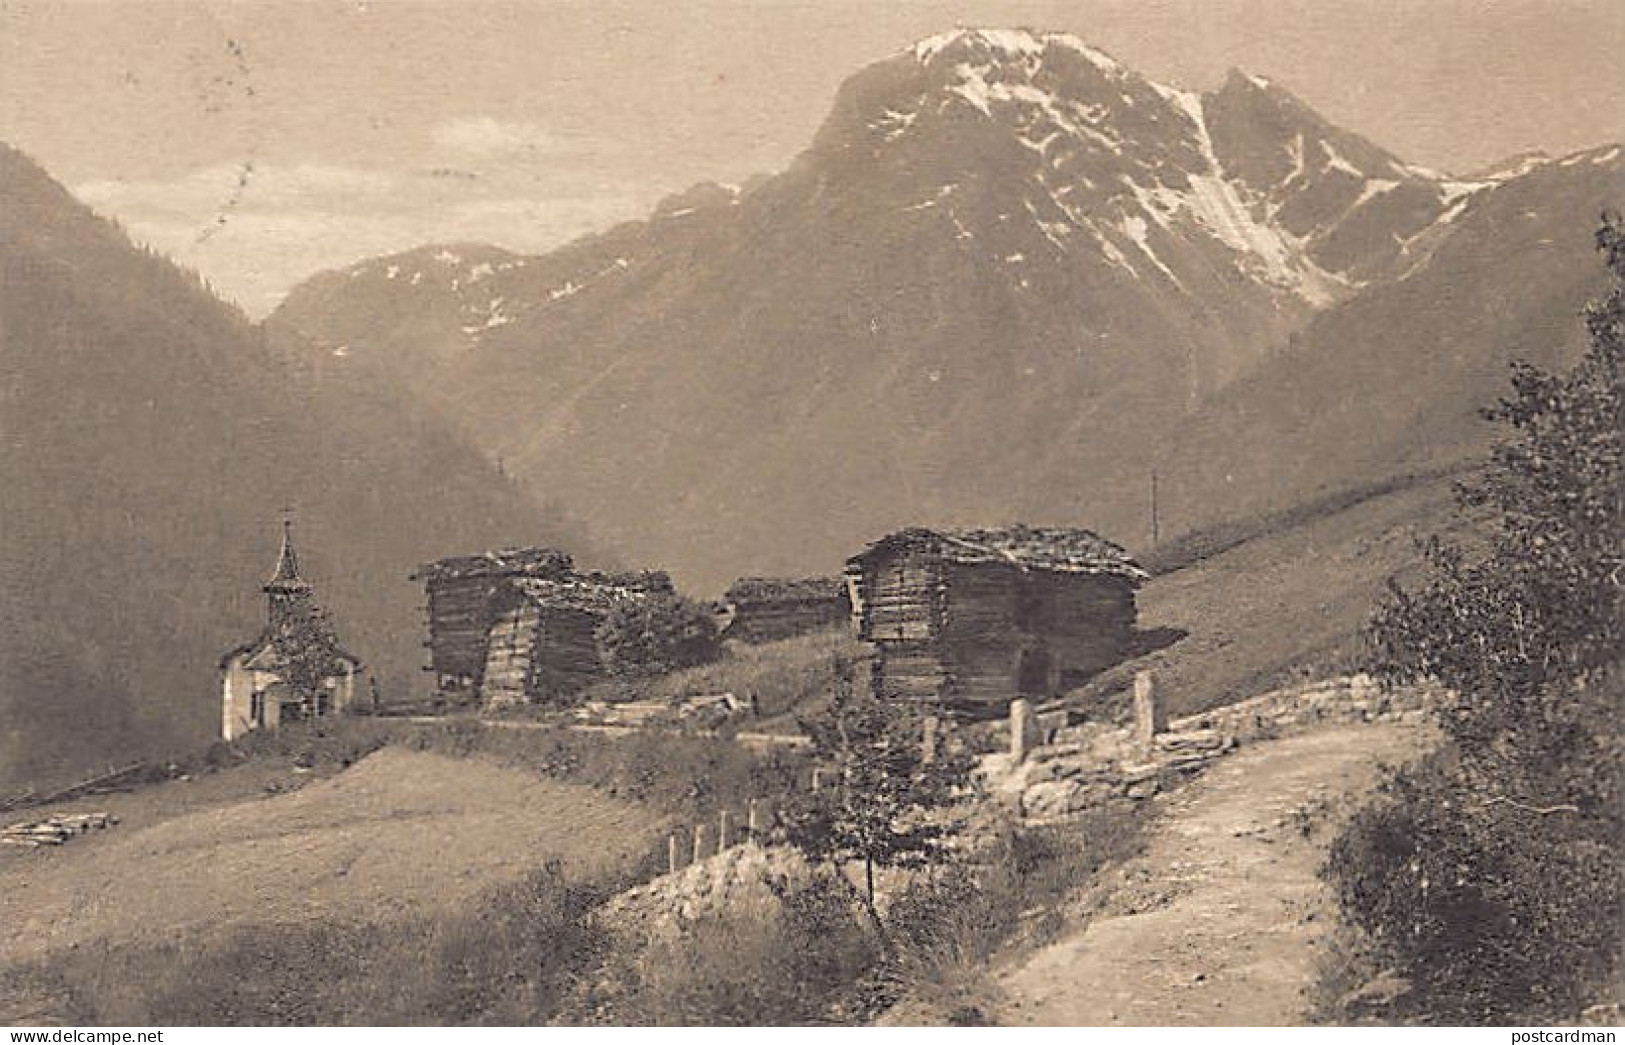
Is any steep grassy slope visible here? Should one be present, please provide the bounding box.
[1137,147,1622,539]
[1079,475,1468,722]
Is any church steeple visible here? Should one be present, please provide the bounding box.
[266,512,308,593]
[222,510,361,742]
[264,510,313,629]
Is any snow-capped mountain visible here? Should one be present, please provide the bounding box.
[282,30,1477,392]
[823,30,1460,305]
[270,29,1620,589]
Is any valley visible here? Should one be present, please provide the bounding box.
[1,12,1619,1029]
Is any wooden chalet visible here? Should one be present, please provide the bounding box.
[413,547,672,707]
[845,525,1146,716]
[411,548,574,703]
[480,572,667,706]
[720,576,851,644]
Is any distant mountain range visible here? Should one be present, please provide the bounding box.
[0,144,594,787]
[271,29,1621,591]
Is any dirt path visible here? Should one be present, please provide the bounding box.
[997,722,1429,1026]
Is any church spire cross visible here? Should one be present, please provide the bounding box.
[266,506,307,591]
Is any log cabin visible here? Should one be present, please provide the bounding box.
[413,547,672,707]
[479,572,667,707]
[720,576,851,644]
[845,525,1146,716]
[411,547,575,704]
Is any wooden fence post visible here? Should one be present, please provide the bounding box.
[668,833,681,874]
[693,822,709,863]
[922,715,939,765]
[718,809,733,850]
[747,798,760,839]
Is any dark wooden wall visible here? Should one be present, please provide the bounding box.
[423,575,505,694]
[726,596,849,644]
[479,593,609,708]
[860,551,1139,715]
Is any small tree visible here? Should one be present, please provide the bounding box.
[269,601,345,718]
[782,668,977,939]
[1369,212,1622,747]
[1328,216,1625,1022]
[596,594,721,677]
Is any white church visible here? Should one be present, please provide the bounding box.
[219,517,362,741]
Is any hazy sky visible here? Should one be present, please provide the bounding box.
[3,0,1621,315]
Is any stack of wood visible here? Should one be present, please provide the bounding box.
[2,811,117,848]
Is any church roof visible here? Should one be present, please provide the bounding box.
[222,515,360,671]
[265,517,311,592]
[220,629,361,671]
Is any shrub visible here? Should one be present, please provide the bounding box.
[781,669,978,933]
[1326,710,1621,1023]
[1324,217,1625,1023]
[878,809,1147,1020]
[597,594,722,678]
[579,873,877,1025]
[34,861,630,1026]
[405,860,631,1024]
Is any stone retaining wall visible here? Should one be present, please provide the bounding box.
[984,674,1437,821]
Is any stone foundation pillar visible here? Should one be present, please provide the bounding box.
[1010,699,1041,763]
[1134,669,1165,749]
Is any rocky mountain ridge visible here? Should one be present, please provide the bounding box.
[268,29,1622,590]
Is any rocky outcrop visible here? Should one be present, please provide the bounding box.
[600,842,831,941]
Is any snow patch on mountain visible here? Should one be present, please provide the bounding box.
[913,28,1124,74]
[1352,178,1401,210]
[1159,86,1343,304]
[1319,140,1364,178]
[1118,214,1179,284]
[889,33,1354,305]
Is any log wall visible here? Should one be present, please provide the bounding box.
[423,575,505,687]
[480,600,608,708]
[480,601,540,708]
[857,548,943,643]
[525,606,607,703]
[726,596,849,644]
[859,556,1140,716]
